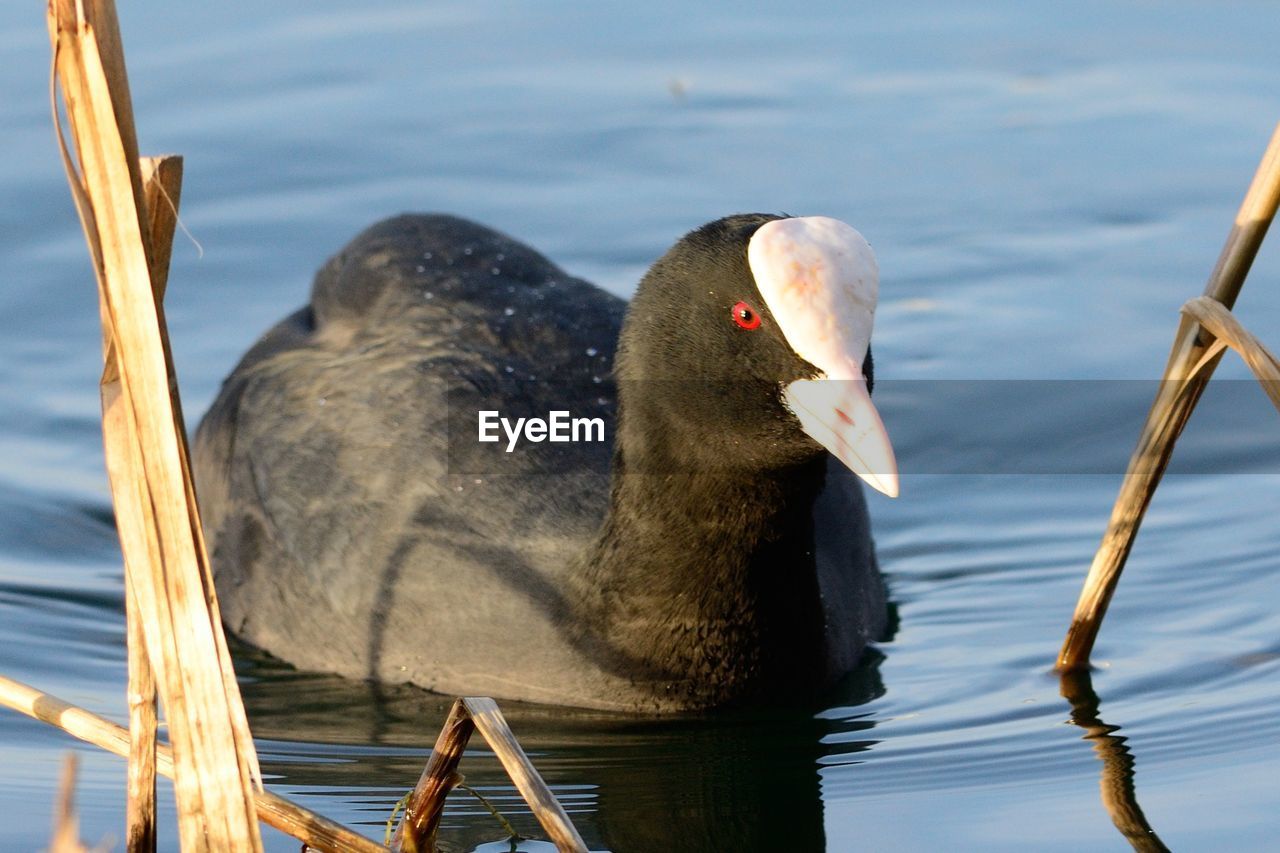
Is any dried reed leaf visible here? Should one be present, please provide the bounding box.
[1181,295,1280,414]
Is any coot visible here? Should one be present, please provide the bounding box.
[194,213,898,713]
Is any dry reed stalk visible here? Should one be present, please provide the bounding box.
[1058,122,1280,670]
[392,700,470,851]
[0,675,387,853]
[48,0,262,848]
[393,697,588,853]
[50,754,91,853]
[37,4,584,852]
[121,155,178,853]
[125,582,156,853]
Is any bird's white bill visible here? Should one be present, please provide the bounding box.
[784,376,899,498]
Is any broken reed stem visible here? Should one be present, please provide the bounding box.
[393,698,588,853]
[125,583,156,853]
[0,674,386,853]
[465,698,586,852]
[393,700,473,852]
[49,0,262,848]
[121,155,177,853]
[50,754,90,853]
[1058,121,1280,670]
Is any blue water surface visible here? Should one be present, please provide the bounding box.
[2,1,1278,850]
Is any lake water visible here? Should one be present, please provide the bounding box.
[2,1,1279,850]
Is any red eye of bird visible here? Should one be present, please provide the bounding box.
[731,301,761,330]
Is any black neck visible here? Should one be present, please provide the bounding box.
[573,423,833,708]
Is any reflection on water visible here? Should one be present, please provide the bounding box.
[237,648,886,852]
[1061,670,1169,853]
[2,0,1280,849]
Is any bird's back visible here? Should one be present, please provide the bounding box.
[194,214,631,704]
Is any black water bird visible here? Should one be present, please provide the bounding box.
[194,213,898,713]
